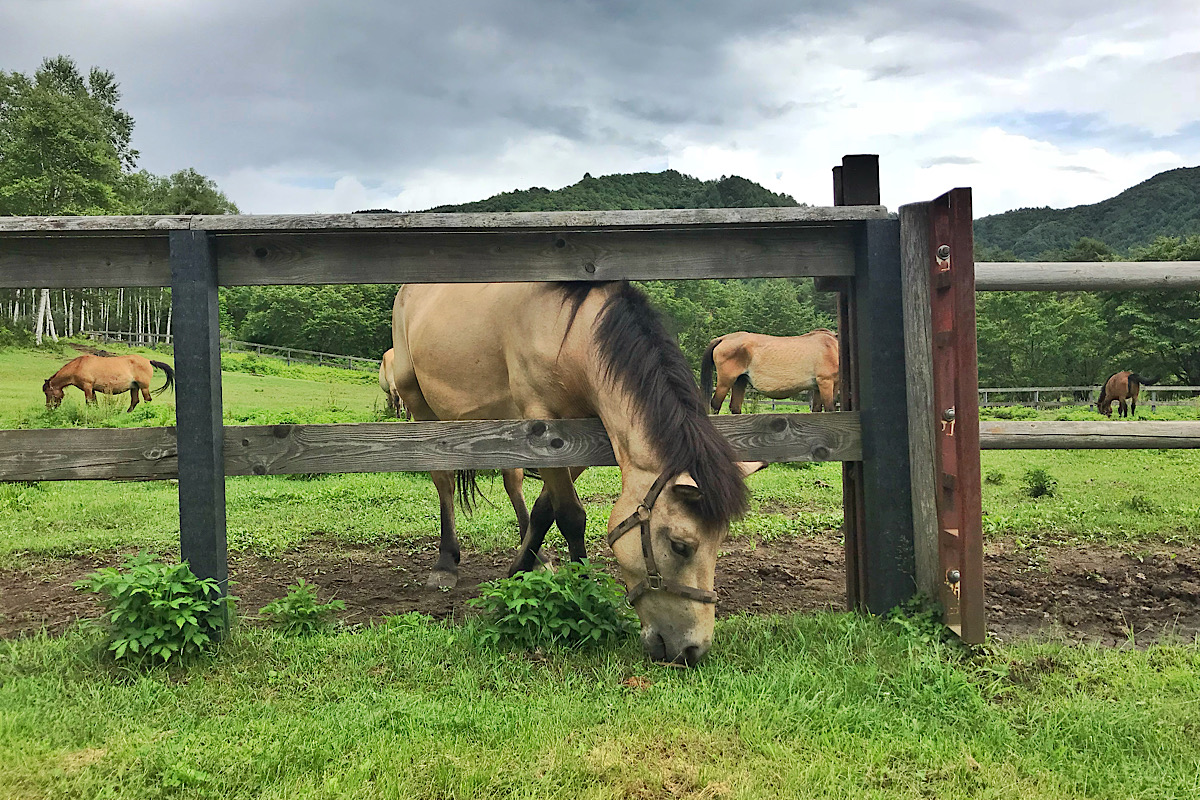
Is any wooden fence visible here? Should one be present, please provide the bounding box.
[9,161,1198,646]
[85,330,381,371]
[0,155,926,633]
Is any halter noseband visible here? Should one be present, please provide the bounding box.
[605,471,718,605]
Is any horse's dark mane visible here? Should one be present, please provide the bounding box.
[557,281,749,527]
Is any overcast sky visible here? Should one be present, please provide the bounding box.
[3,0,1198,216]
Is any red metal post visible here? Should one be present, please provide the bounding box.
[927,188,985,642]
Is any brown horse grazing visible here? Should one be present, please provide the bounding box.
[701,329,839,414]
[1098,371,1156,418]
[393,281,765,665]
[43,354,174,411]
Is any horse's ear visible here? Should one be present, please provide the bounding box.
[672,472,703,504]
[737,461,769,478]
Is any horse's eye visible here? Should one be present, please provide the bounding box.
[670,539,693,558]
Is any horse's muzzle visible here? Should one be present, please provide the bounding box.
[643,630,709,667]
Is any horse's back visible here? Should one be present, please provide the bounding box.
[393,283,601,421]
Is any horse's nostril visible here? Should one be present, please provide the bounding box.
[644,632,667,661]
[680,645,705,667]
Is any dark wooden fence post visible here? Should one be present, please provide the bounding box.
[853,218,917,612]
[835,154,916,614]
[169,230,228,617]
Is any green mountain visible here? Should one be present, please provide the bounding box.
[974,166,1200,259]
[426,171,800,212]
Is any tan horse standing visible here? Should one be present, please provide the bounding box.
[1098,371,1156,418]
[43,354,174,411]
[393,281,763,665]
[702,329,839,414]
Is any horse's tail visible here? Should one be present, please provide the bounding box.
[701,337,722,407]
[1129,373,1157,386]
[455,469,490,515]
[149,360,175,396]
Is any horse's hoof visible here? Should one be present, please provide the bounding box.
[425,570,458,590]
[532,548,557,572]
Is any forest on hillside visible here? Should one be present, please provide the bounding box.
[3,55,1198,386]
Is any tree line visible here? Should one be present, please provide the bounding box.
[0,56,237,345]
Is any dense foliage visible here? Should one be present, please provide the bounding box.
[75,551,231,663]
[974,166,1200,258]
[469,560,638,649]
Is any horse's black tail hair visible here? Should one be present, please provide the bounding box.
[1129,373,1157,386]
[149,360,175,395]
[455,470,490,515]
[700,338,721,412]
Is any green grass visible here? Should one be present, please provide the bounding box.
[1,612,1197,799]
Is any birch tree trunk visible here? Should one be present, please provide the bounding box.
[34,289,48,345]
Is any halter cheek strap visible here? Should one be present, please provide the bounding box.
[606,471,718,605]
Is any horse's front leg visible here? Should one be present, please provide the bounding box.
[426,469,460,589]
[502,469,530,542]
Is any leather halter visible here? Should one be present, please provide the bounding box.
[606,471,719,605]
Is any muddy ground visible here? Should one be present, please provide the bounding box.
[3,535,1198,646]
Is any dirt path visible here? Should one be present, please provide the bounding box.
[3,535,1198,645]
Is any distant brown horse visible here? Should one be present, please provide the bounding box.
[701,329,839,414]
[379,348,404,417]
[393,281,765,665]
[43,354,174,411]
[1098,371,1156,418]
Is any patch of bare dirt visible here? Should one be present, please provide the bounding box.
[3,535,1198,646]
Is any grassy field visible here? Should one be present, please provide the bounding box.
[1,344,1198,565]
[3,613,1200,799]
[4,344,1200,799]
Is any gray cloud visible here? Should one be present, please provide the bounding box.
[1,0,1197,212]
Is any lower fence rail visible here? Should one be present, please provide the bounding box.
[0,413,862,482]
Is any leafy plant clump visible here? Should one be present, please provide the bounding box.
[76,552,232,663]
[470,560,638,649]
[1022,468,1058,499]
[258,579,345,635]
[984,470,1006,485]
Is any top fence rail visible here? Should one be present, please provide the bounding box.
[0,206,890,234]
[0,207,888,289]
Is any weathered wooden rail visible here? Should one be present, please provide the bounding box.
[0,413,862,482]
[975,261,1200,291]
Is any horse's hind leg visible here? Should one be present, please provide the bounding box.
[729,375,749,414]
[127,387,139,412]
[1118,399,1129,418]
[426,469,460,589]
[816,377,836,412]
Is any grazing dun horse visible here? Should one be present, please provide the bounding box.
[43,354,174,412]
[702,329,839,414]
[1098,371,1156,418]
[393,281,763,665]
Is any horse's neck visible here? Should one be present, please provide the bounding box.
[48,369,71,388]
[588,379,666,498]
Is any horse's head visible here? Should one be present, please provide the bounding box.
[608,462,765,667]
[43,379,64,409]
